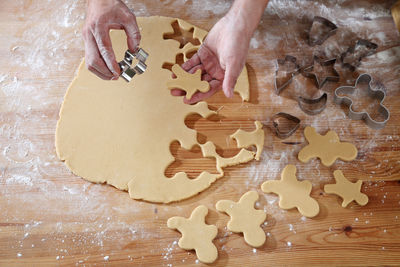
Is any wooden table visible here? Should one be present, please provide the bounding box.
[1,0,399,266]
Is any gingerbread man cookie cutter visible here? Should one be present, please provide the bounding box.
[334,73,390,129]
[216,191,267,247]
[324,170,368,208]
[167,205,218,263]
[261,165,320,218]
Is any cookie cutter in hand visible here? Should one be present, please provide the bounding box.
[302,57,340,89]
[334,73,389,129]
[274,55,300,95]
[118,48,149,82]
[297,92,327,115]
[272,112,301,139]
[340,39,378,71]
[308,16,337,46]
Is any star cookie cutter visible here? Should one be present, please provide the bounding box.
[271,112,301,139]
[297,92,327,115]
[274,55,300,95]
[334,73,390,129]
[118,48,149,82]
[302,57,340,89]
[308,16,338,46]
[340,39,378,71]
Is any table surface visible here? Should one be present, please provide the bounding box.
[1,0,400,266]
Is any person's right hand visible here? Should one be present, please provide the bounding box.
[83,0,141,80]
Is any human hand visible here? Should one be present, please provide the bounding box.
[171,0,269,104]
[83,0,141,80]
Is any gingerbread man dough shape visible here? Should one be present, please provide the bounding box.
[230,121,265,160]
[324,170,368,207]
[261,165,320,218]
[166,64,210,99]
[216,191,266,247]
[298,126,358,167]
[167,205,218,263]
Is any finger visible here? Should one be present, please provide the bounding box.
[171,89,186,96]
[222,63,243,98]
[123,19,141,52]
[181,53,200,71]
[202,73,212,82]
[198,45,225,80]
[187,64,205,75]
[184,80,222,104]
[92,27,121,78]
[84,32,114,79]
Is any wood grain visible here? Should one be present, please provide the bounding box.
[0,0,399,266]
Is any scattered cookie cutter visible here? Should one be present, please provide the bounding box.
[334,73,389,129]
[308,16,338,46]
[272,112,301,139]
[302,57,340,89]
[340,39,378,71]
[297,92,328,115]
[119,48,149,82]
[274,55,300,95]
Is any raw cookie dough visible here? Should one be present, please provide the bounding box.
[324,170,368,207]
[167,205,218,264]
[216,191,266,247]
[261,165,320,218]
[166,64,209,99]
[55,16,254,203]
[230,121,264,160]
[298,126,358,167]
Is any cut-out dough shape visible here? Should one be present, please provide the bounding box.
[166,64,210,99]
[298,126,358,167]
[55,16,252,203]
[216,191,266,247]
[167,205,218,264]
[230,121,264,160]
[261,165,320,218]
[324,170,368,207]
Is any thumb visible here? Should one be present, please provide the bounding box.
[222,63,242,98]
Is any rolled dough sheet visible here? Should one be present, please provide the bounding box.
[55,16,254,203]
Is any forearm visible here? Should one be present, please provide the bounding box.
[226,0,269,38]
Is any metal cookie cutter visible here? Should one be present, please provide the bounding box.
[302,57,340,89]
[297,92,327,115]
[334,73,390,129]
[272,112,301,139]
[118,48,149,82]
[308,16,337,46]
[274,55,300,95]
[340,39,378,71]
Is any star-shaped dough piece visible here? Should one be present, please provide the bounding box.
[216,191,266,247]
[298,126,358,167]
[167,205,218,263]
[166,64,210,99]
[324,170,369,208]
[261,165,320,218]
[230,121,265,160]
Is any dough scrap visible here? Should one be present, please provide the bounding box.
[298,126,358,167]
[167,205,218,264]
[166,64,210,99]
[230,121,264,160]
[261,165,320,218]
[324,170,368,207]
[216,191,266,247]
[55,16,253,203]
[200,141,255,173]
